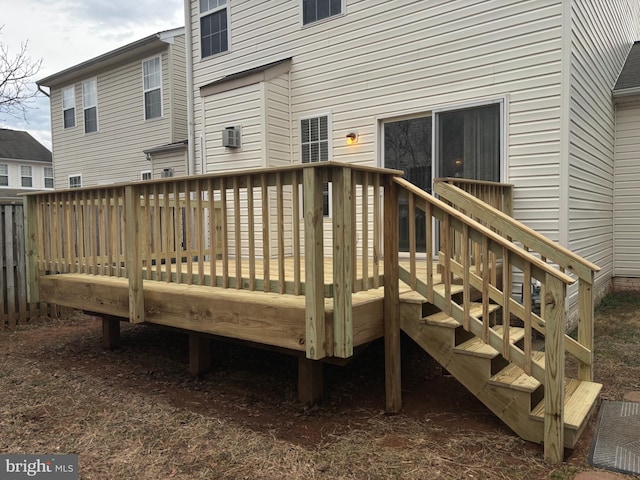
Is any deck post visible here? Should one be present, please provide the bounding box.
[543,274,566,464]
[23,195,40,304]
[124,184,144,324]
[101,315,121,350]
[383,175,401,413]
[577,275,594,381]
[332,166,353,358]
[188,334,212,377]
[298,356,323,406]
[303,166,326,360]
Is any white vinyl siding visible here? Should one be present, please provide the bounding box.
[48,33,186,188]
[568,0,640,301]
[265,74,292,166]
[614,103,640,277]
[143,56,162,120]
[170,35,189,142]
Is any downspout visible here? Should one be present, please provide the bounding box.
[184,0,196,175]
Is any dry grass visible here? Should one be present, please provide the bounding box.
[1,293,640,479]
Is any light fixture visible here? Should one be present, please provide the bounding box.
[346,132,358,145]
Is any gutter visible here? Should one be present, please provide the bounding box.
[37,85,50,98]
[184,0,196,176]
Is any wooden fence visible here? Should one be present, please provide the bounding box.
[1,203,53,328]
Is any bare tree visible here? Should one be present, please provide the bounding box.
[0,26,42,120]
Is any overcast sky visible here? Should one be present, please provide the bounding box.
[0,0,184,150]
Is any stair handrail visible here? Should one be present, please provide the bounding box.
[433,180,599,382]
[393,176,574,463]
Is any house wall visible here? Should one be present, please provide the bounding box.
[50,39,186,188]
[568,0,640,305]
[170,35,189,143]
[190,0,566,228]
[0,159,52,191]
[613,101,640,278]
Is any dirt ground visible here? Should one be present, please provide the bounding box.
[1,292,639,479]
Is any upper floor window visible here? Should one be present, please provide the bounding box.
[62,86,76,129]
[200,0,229,58]
[44,166,54,188]
[143,56,162,120]
[301,114,330,215]
[83,78,98,133]
[69,174,82,189]
[21,165,33,188]
[0,164,8,186]
[302,0,343,25]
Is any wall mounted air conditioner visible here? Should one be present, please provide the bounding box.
[222,126,242,148]
[161,168,174,178]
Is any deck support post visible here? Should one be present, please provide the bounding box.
[188,334,212,377]
[124,184,144,324]
[298,356,323,406]
[303,166,326,360]
[383,175,401,413]
[332,166,353,358]
[101,315,121,350]
[543,274,565,464]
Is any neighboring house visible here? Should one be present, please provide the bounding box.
[0,128,53,203]
[36,27,188,189]
[183,0,640,321]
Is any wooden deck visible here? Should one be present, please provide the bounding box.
[24,163,602,464]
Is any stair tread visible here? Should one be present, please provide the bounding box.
[530,378,603,429]
[454,325,525,358]
[433,284,465,297]
[488,352,546,392]
[423,302,501,328]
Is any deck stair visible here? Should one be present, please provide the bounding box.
[399,281,602,448]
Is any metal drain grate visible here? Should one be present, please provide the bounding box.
[590,400,640,475]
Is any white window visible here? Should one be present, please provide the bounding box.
[302,0,343,25]
[143,56,162,120]
[44,166,54,188]
[200,0,229,58]
[69,175,82,189]
[300,114,330,215]
[82,78,98,133]
[141,170,152,181]
[20,165,33,188]
[0,164,8,186]
[62,86,76,128]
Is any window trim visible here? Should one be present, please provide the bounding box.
[432,97,507,183]
[142,55,163,120]
[69,174,82,189]
[20,165,33,188]
[62,85,76,129]
[82,78,98,134]
[300,0,346,27]
[44,166,54,189]
[199,0,231,60]
[0,163,8,187]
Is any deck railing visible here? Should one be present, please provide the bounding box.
[23,162,396,358]
[393,176,593,464]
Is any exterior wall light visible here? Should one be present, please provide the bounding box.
[346,132,358,145]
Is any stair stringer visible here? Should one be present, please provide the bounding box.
[400,313,545,444]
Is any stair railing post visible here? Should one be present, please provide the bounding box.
[543,274,566,464]
[383,175,401,413]
[124,184,145,324]
[578,274,594,381]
